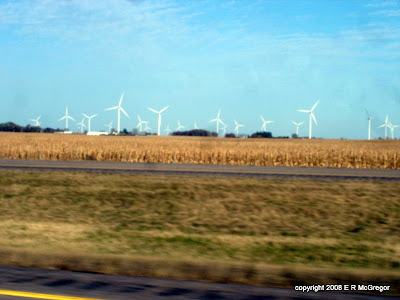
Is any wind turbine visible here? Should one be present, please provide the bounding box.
[144,123,151,132]
[388,122,399,139]
[105,92,129,134]
[260,115,274,131]
[148,106,169,136]
[76,118,86,133]
[82,113,97,133]
[58,106,75,130]
[297,100,319,139]
[209,110,225,136]
[365,109,373,140]
[194,121,199,130]
[137,115,148,132]
[222,123,227,136]
[378,115,390,139]
[176,121,185,131]
[164,124,172,135]
[105,121,113,133]
[291,121,304,136]
[234,120,244,136]
[30,115,41,127]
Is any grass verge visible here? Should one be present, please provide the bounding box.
[0,170,399,295]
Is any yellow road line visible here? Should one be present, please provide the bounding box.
[0,289,103,300]
[0,163,399,178]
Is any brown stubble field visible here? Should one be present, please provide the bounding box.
[1,132,399,169]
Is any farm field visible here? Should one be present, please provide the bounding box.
[0,170,399,293]
[1,132,400,169]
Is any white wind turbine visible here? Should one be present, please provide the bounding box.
[136,115,148,132]
[76,118,86,133]
[297,100,319,139]
[378,115,390,139]
[105,92,129,134]
[291,121,304,136]
[144,123,151,132]
[365,109,373,140]
[82,113,97,133]
[234,120,244,136]
[260,115,274,131]
[164,124,172,135]
[209,110,225,136]
[222,123,227,136]
[176,121,185,131]
[388,122,399,139]
[30,115,41,127]
[148,106,169,136]
[105,121,113,133]
[194,121,199,130]
[58,106,75,130]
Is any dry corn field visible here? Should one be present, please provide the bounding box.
[1,132,399,169]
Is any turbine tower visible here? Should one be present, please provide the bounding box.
[209,110,225,136]
[365,109,373,140]
[194,121,199,130]
[148,106,169,136]
[105,121,113,133]
[30,115,41,127]
[105,92,129,134]
[164,124,172,135]
[137,115,148,132]
[58,106,75,130]
[388,122,399,139]
[378,115,390,139]
[82,113,97,133]
[297,100,319,139]
[76,118,86,133]
[234,120,244,136]
[291,121,304,136]
[260,115,274,131]
[176,121,185,131]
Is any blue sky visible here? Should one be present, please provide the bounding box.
[0,0,399,138]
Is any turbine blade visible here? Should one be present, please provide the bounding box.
[148,108,159,114]
[82,113,89,118]
[91,114,98,118]
[160,106,169,113]
[297,110,310,113]
[209,118,217,122]
[105,106,118,111]
[311,113,317,125]
[260,115,265,122]
[118,92,124,106]
[311,100,320,111]
[68,116,75,121]
[120,107,129,118]
[58,116,66,121]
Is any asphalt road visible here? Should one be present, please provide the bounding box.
[0,159,399,181]
[0,266,395,300]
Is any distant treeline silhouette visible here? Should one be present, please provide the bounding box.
[172,129,218,137]
[0,122,63,133]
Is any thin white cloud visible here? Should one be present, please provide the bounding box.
[366,0,398,8]
[371,9,400,16]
